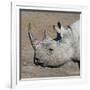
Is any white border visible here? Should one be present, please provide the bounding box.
[11,2,88,89]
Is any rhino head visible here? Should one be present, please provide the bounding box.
[28,22,74,68]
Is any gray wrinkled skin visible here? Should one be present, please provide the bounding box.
[28,20,80,68]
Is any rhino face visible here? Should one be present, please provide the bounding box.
[28,22,74,67]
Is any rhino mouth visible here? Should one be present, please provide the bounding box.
[34,57,66,68]
[46,64,66,68]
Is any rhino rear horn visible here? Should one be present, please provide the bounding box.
[43,30,52,41]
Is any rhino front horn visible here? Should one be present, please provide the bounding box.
[28,23,37,49]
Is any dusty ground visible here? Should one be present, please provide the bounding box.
[20,9,80,79]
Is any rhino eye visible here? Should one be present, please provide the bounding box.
[49,48,54,51]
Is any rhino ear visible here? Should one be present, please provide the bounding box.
[43,30,52,41]
[53,22,62,41]
[57,22,61,29]
[28,23,38,49]
[53,22,61,34]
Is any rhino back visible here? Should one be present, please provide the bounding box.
[71,20,80,60]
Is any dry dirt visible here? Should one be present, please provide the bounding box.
[20,9,80,79]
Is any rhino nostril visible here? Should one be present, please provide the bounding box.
[49,48,53,51]
[34,57,44,66]
[34,57,40,65]
[35,57,39,61]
